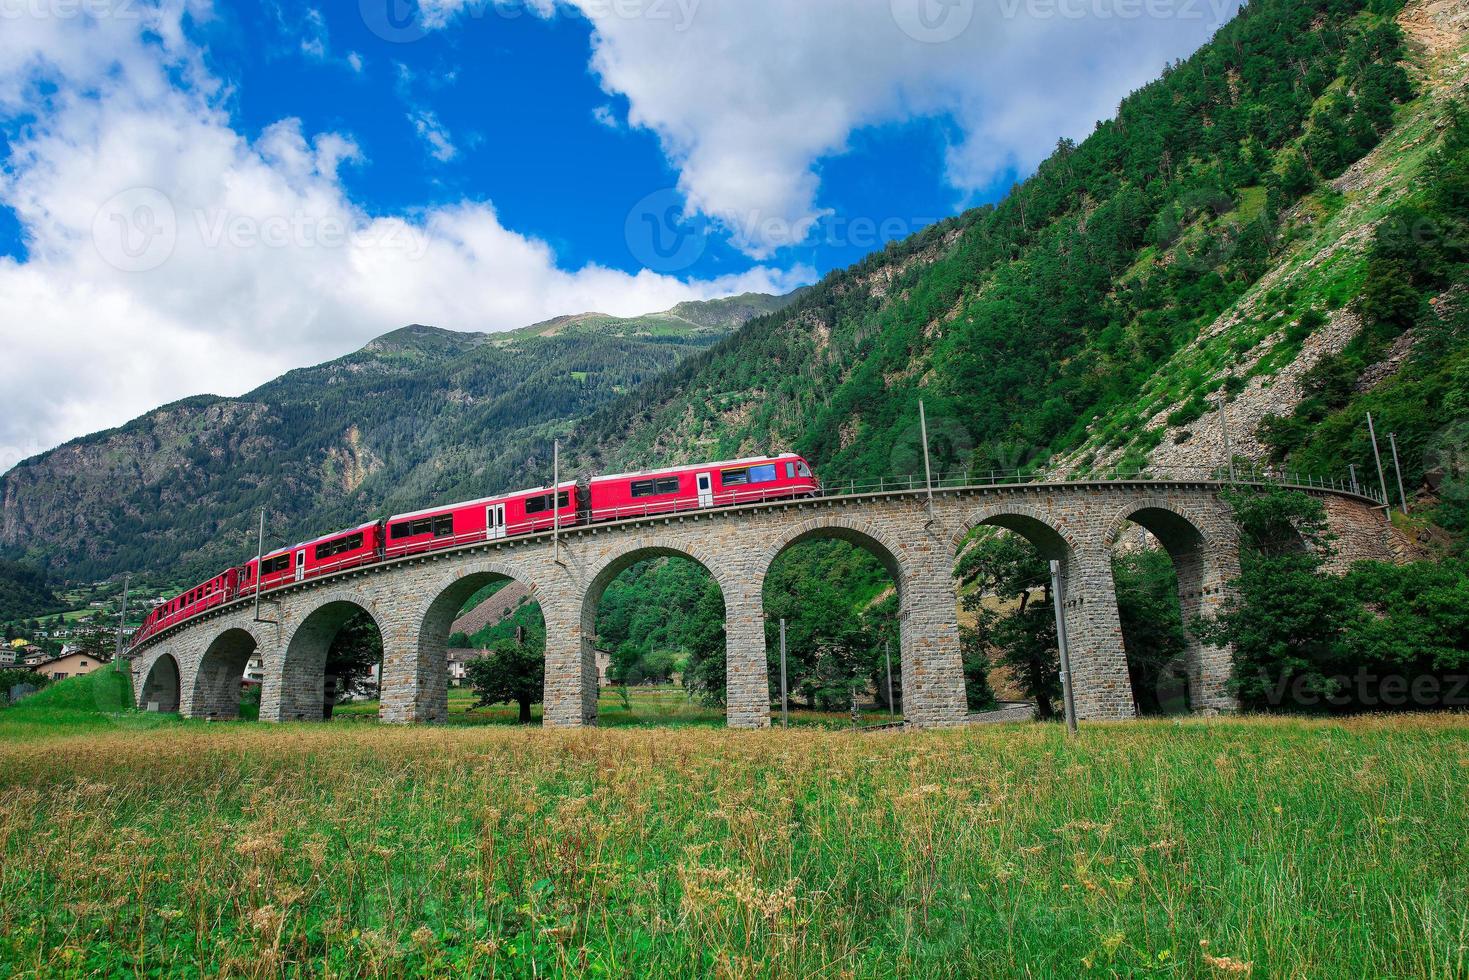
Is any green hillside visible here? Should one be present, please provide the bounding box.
[562,0,1463,527]
[0,295,796,586]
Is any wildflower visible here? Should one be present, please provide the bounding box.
[248,905,283,934]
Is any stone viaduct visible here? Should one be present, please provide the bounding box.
[128,480,1396,729]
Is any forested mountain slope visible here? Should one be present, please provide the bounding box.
[563,0,1465,535]
[0,294,794,584]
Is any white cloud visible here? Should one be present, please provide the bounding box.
[299,9,328,60]
[592,103,618,129]
[0,2,809,466]
[409,109,459,162]
[347,51,365,73]
[428,0,1240,257]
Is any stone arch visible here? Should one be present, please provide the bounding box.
[138,652,181,713]
[264,591,385,723]
[755,513,967,729]
[1100,498,1217,556]
[396,560,548,725]
[584,536,737,600]
[950,500,1078,562]
[579,538,736,726]
[951,497,1137,722]
[756,515,910,587]
[1099,498,1237,715]
[191,625,264,720]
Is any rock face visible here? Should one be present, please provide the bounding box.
[1,296,796,584]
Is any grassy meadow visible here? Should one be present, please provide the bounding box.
[333,685,900,730]
[1,669,1467,977]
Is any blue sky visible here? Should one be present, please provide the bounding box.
[0,3,977,278]
[0,0,1238,461]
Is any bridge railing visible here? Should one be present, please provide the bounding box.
[805,464,1384,504]
[125,464,1382,652]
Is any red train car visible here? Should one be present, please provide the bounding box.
[305,521,385,577]
[130,455,821,649]
[587,453,818,522]
[137,567,239,642]
[384,481,577,558]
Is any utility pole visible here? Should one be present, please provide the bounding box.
[1388,433,1409,516]
[1366,413,1391,521]
[779,618,789,729]
[113,573,130,660]
[884,637,896,719]
[254,509,276,624]
[1218,391,1236,482]
[1048,560,1078,737]
[919,399,935,522]
[1349,464,1360,496]
[553,439,563,565]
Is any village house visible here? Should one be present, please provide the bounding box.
[31,651,110,681]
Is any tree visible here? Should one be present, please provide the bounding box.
[0,668,51,702]
[958,530,1060,718]
[682,580,727,706]
[1113,548,1188,715]
[466,638,544,723]
[324,611,382,714]
[1194,489,1353,710]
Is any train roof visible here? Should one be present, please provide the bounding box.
[388,481,578,523]
[591,452,803,484]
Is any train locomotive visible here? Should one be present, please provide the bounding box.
[131,453,819,646]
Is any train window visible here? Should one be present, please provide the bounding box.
[631,477,680,498]
[797,461,812,478]
[261,555,291,575]
[391,515,455,539]
[721,468,748,486]
[748,464,778,484]
[525,491,571,515]
[785,462,796,479]
[315,532,365,560]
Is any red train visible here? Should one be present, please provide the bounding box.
[131,454,819,646]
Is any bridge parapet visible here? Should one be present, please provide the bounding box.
[128,479,1396,729]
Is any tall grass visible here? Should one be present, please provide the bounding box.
[0,687,1465,977]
